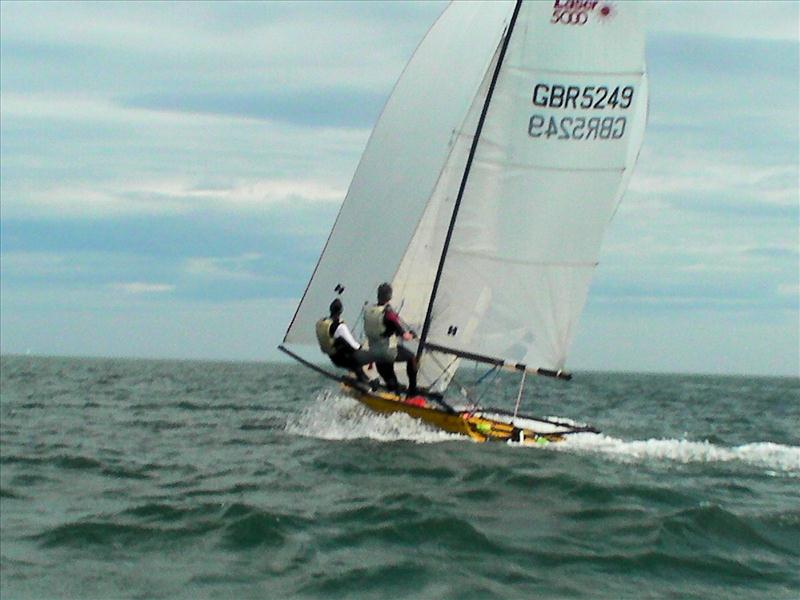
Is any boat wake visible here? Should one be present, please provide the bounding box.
[553,434,800,474]
[285,391,458,443]
[287,393,800,474]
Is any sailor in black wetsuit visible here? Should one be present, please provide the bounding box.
[315,299,369,382]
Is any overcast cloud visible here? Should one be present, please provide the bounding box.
[1,1,797,376]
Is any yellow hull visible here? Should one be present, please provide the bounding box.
[342,384,567,445]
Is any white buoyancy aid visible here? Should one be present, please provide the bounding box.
[315,318,336,356]
[363,304,397,353]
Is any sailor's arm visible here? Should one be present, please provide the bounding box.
[384,308,414,341]
[334,323,361,351]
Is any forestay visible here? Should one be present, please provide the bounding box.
[283,1,515,346]
[420,0,648,374]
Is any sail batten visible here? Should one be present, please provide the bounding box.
[517,68,646,76]
[448,250,599,268]
[466,162,627,173]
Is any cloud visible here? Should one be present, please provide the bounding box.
[745,246,799,260]
[0,1,797,373]
[645,33,798,167]
[184,254,265,282]
[630,160,797,206]
[777,283,800,298]
[2,177,347,219]
[0,1,445,97]
[111,282,175,295]
[646,1,799,41]
[118,89,387,128]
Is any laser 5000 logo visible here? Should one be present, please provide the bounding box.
[550,1,615,26]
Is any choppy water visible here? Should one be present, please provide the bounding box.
[1,355,798,599]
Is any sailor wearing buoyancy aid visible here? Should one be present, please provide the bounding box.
[315,298,369,382]
[364,282,418,394]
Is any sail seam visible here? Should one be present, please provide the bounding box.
[511,67,645,76]
[446,251,599,268]
[468,158,627,173]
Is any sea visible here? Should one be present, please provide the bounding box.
[1,355,798,600]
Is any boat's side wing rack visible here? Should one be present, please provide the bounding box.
[476,405,600,434]
[277,345,456,413]
[278,344,348,384]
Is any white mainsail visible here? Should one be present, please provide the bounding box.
[420,0,648,374]
[283,1,514,346]
[285,0,648,387]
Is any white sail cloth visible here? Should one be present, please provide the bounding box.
[285,0,648,386]
[283,1,515,346]
[423,1,648,372]
[391,41,506,391]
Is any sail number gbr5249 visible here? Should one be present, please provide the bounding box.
[528,83,634,141]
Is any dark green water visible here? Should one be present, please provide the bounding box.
[1,356,798,599]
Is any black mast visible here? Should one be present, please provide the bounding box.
[417,0,524,359]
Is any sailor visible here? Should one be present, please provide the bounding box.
[363,282,418,395]
[315,298,369,382]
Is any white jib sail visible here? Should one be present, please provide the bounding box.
[283,1,515,347]
[391,40,506,392]
[424,1,648,373]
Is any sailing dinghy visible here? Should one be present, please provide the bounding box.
[280,0,648,444]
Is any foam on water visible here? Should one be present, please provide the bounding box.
[554,434,800,474]
[288,392,800,474]
[285,391,458,443]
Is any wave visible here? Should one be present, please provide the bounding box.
[31,502,315,553]
[1,453,158,480]
[0,487,27,499]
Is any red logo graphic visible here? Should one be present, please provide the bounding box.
[597,3,616,22]
[550,0,616,26]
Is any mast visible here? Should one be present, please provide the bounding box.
[417,0,523,359]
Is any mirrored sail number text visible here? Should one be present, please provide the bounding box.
[529,115,625,140]
[528,83,635,141]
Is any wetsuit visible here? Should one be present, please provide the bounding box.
[317,318,369,381]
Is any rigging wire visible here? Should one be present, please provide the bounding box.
[473,364,502,408]
[351,301,368,339]
[512,369,527,419]
[424,348,474,404]
[475,363,500,386]
[425,354,459,390]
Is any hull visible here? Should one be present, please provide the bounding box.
[342,384,591,444]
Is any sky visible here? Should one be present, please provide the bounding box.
[1,1,798,376]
